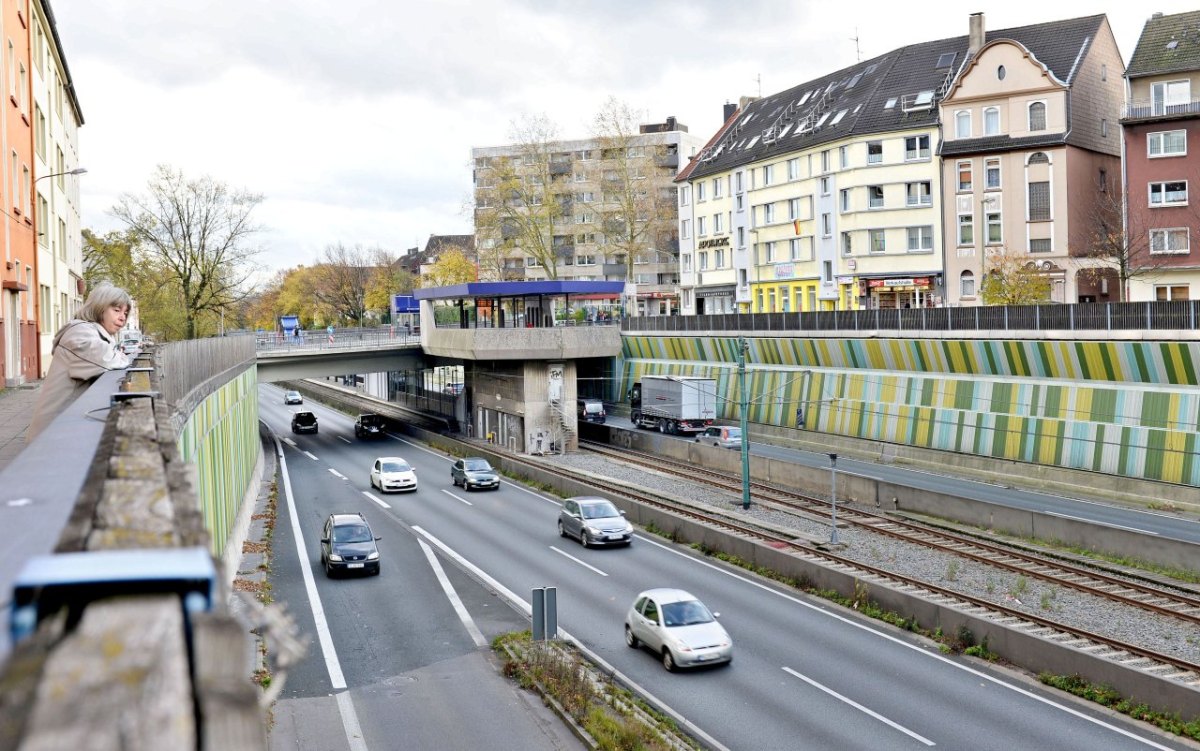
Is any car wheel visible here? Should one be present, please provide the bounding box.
[662,649,677,672]
[558,520,567,538]
[324,560,333,578]
[581,531,593,548]
[372,565,381,577]
[624,625,639,649]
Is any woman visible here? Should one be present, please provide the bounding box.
[26,284,133,441]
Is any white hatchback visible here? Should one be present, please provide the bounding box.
[370,457,418,493]
[624,588,732,671]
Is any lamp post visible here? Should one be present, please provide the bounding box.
[31,166,87,376]
[827,452,840,545]
[737,336,751,509]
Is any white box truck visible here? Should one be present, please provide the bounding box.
[629,375,717,434]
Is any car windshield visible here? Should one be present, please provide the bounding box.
[726,429,741,438]
[581,501,619,519]
[333,524,372,543]
[295,413,315,423]
[464,459,492,471]
[381,461,411,473]
[361,415,383,426]
[660,600,714,627]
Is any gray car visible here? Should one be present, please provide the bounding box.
[451,456,500,491]
[557,496,633,547]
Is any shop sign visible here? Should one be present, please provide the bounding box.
[698,237,730,249]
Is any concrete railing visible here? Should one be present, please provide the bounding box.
[0,346,265,749]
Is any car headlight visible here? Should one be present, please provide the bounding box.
[328,554,343,562]
[585,525,602,535]
[367,551,380,560]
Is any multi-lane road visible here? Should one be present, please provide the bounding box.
[260,385,1191,751]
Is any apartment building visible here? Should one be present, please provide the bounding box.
[939,13,1123,305]
[472,117,702,316]
[1,0,37,385]
[31,0,85,375]
[1120,10,1200,302]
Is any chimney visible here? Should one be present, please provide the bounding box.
[968,12,985,55]
[723,102,737,121]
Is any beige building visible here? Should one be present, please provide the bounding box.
[939,13,1124,305]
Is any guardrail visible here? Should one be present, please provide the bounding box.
[620,300,1200,335]
[0,345,265,749]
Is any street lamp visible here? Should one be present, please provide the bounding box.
[36,166,87,185]
[737,336,751,509]
[827,453,840,545]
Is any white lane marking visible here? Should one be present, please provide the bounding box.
[303,451,319,461]
[411,526,731,751]
[636,534,1177,749]
[362,491,391,509]
[338,436,351,444]
[418,539,487,648]
[283,437,296,447]
[549,545,608,576]
[782,667,935,746]
[335,691,368,751]
[329,468,347,480]
[441,488,473,506]
[1045,512,1156,535]
[275,433,368,750]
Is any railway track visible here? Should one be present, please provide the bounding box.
[543,440,1200,688]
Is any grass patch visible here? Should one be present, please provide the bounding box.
[1040,674,1200,741]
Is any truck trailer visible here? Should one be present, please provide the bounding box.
[629,375,717,434]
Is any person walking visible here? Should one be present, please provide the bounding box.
[26,284,133,441]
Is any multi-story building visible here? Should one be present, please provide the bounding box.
[2,0,38,385]
[472,117,702,316]
[939,13,1123,305]
[1120,10,1200,302]
[31,0,85,375]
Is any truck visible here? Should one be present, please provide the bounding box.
[629,375,717,434]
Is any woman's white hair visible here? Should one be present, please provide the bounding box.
[75,283,132,324]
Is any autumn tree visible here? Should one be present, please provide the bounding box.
[421,246,477,287]
[473,114,568,278]
[109,165,264,339]
[1077,184,1186,301]
[590,97,680,314]
[309,243,386,326]
[81,229,137,289]
[980,247,1053,305]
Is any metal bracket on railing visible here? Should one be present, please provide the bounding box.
[9,547,217,645]
[110,391,161,408]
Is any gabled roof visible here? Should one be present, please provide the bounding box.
[1126,10,1200,79]
[683,14,1106,182]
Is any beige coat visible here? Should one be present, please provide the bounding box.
[26,320,131,441]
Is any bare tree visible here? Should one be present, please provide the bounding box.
[310,243,381,326]
[110,165,263,339]
[1078,185,1182,301]
[591,97,680,314]
[474,114,568,278]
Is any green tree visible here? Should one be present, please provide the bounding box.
[110,165,264,339]
[421,247,476,287]
[980,247,1053,305]
[365,251,415,320]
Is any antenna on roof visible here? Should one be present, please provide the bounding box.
[755,73,762,97]
[851,28,862,62]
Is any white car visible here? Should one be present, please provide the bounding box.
[370,457,418,493]
[624,588,732,671]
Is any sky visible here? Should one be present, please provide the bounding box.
[52,1,1200,278]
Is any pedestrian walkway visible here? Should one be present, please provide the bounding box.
[0,383,41,473]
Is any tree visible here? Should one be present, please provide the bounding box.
[1078,184,1180,302]
[110,165,264,339]
[365,248,416,321]
[309,243,382,326]
[590,97,680,314]
[422,247,477,287]
[979,247,1052,305]
[81,229,137,289]
[473,114,568,278]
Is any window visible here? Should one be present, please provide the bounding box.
[986,212,1002,243]
[868,185,883,208]
[839,188,850,213]
[762,164,775,186]
[821,150,830,172]
[960,270,976,297]
[680,219,690,239]
[1148,130,1186,157]
[867,140,882,164]
[679,186,690,206]
[821,213,832,236]
[985,159,1001,189]
[789,238,804,260]
[1028,152,1049,165]
[1028,102,1046,131]
[787,158,800,180]
[713,212,724,233]
[819,176,830,195]
[1101,119,1108,138]
[737,227,745,247]
[763,241,775,263]
[697,216,706,236]
[1028,181,1051,220]
[1149,181,1188,206]
[841,232,852,255]
[957,161,972,192]
[839,146,849,168]
[1156,284,1190,300]
[955,111,971,138]
[822,260,833,282]
[712,178,723,198]
[984,107,999,135]
[788,197,801,220]
[869,229,885,253]
[696,182,706,201]
[1150,228,1189,254]
[905,181,932,206]
[997,65,1006,81]
[715,249,725,267]
[906,226,933,251]
[762,203,775,223]
[1152,80,1191,115]
[1098,169,1107,193]
[958,213,973,245]
[735,171,744,193]
[1029,239,1051,253]
[904,135,930,160]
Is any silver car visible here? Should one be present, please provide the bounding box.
[451,457,500,491]
[624,588,732,671]
[558,497,633,547]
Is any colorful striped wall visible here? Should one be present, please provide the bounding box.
[620,335,1200,486]
[177,367,261,556]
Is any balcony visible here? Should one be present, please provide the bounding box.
[655,153,679,169]
[549,161,572,176]
[1121,97,1200,123]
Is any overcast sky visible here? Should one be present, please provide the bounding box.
[53,1,1198,277]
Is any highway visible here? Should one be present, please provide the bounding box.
[260,386,1191,750]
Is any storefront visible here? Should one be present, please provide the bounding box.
[862,276,938,309]
[695,286,736,315]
